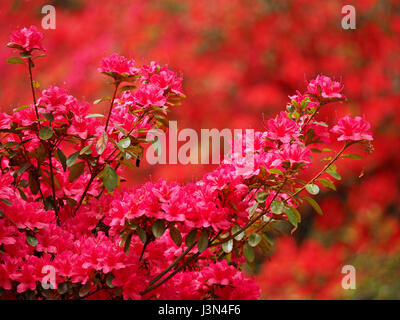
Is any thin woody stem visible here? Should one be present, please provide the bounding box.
[104,82,120,133]
[27,57,40,120]
[141,232,221,295]
[211,177,288,247]
[73,82,120,215]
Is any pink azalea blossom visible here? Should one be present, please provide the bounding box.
[8,26,44,52]
[306,75,345,100]
[134,83,167,107]
[98,53,139,76]
[331,115,373,141]
[265,112,301,144]
[278,143,312,165]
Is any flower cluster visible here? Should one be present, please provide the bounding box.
[0,26,373,300]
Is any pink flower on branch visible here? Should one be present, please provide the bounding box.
[331,115,373,142]
[8,26,45,53]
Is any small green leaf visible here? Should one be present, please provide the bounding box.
[66,152,79,167]
[248,233,262,247]
[0,198,12,206]
[303,196,323,216]
[152,220,166,238]
[136,227,147,244]
[7,57,25,65]
[39,126,53,140]
[305,183,320,195]
[319,178,336,191]
[93,96,110,105]
[96,131,108,155]
[256,191,269,203]
[270,200,284,214]
[232,225,245,241]
[119,137,131,149]
[169,226,182,247]
[342,153,363,160]
[185,229,197,247]
[56,148,67,172]
[68,162,85,183]
[26,234,38,247]
[285,206,301,227]
[103,164,118,192]
[222,239,233,253]
[41,112,54,122]
[326,170,341,181]
[269,168,284,175]
[106,274,115,288]
[198,230,209,253]
[249,203,258,216]
[79,144,92,155]
[243,243,255,263]
[85,113,105,119]
[79,283,91,298]
[124,232,133,254]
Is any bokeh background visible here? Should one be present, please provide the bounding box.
[1,0,399,299]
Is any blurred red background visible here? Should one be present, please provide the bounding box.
[1,0,399,299]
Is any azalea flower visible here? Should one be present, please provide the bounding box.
[331,115,373,141]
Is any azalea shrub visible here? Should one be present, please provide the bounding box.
[0,25,376,300]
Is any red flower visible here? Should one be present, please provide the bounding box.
[8,26,44,53]
[331,115,373,141]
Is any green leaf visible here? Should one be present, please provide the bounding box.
[79,144,92,155]
[56,148,67,172]
[222,239,233,253]
[57,282,68,295]
[243,243,255,263]
[85,113,105,119]
[113,124,128,136]
[303,196,323,216]
[29,172,40,195]
[66,152,79,167]
[268,168,284,175]
[119,137,131,149]
[26,234,38,247]
[249,203,258,216]
[256,191,268,203]
[0,198,12,206]
[152,220,166,238]
[106,274,115,288]
[319,178,336,191]
[342,153,363,160]
[93,96,110,104]
[169,226,182,247]
[68,162,85,183]
[232,225,245,241]
[285,206,301,227]
[41,112,54,122]
[39,126,53,140]
[124,232,133,254]
[78,283,91,298]
[7,57,25,65]
[197,230,209,253]
[16,163,31,176]
[270,200,284,214]
[96,131,108,155]
[185,229,197,247]
[136,227,147,244]
[305,183,320,195]
[103,164,118,192]
[326,170,341,181]
[248,233,261,247]
[13,105,32,112]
